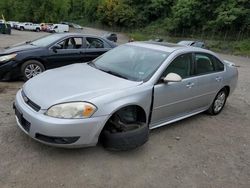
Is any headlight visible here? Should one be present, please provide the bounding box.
[45,102,97,119]
[0,54,17,62]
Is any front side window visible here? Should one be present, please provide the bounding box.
[162,53,193,79]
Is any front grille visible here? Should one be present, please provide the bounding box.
[21,90,41,112]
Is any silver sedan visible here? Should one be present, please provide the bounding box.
[14,42,238,150]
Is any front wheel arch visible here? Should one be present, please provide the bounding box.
[21,59,45,81]
[99,105,149,150]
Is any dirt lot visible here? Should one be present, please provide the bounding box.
[0,29,250,188]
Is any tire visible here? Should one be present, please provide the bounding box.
[36,28,40,32]
[101,122,149,151]
[20,27,24,31]
[207,89,228,115]
[21,60,45,81]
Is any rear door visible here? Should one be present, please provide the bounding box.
[45,37,85,69]
[82,37,112,62]
[192,52,225,108]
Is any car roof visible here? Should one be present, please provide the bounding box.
[128,41,187,53]
[128,41,210,54]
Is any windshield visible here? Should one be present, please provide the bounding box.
[92,45,170,81]
[30,34,63,47]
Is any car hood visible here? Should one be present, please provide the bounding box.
[0,44,39,55]
[23,63,142,109]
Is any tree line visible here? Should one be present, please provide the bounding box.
[0,0,249,36]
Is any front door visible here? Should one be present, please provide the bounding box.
[46,37,85,69]
[150,53,199,127]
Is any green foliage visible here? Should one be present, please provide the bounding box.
[0,0,249,35]
[0,0,249,55]
[97,0,136,27]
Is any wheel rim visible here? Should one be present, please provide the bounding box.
[214,92,226,113]
[24,64,43,79]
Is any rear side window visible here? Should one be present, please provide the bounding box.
[162,53,193,79]
[86,37,104,48]
[195,53,224,75]
[195,53,214,75]
[211,56,224,71]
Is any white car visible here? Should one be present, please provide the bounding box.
[49,24,69,33]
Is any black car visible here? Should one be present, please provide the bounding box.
[0,23,11,35]
[0,33,116,81]
[103,33,118,42]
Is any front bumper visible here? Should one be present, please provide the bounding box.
[14,90,108,148]
[0,60,20,80]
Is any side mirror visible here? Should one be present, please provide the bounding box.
[162,73,182,83]
[52,44,61,52]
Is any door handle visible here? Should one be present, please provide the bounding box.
[186,82,194,88]
[215,77,222,82]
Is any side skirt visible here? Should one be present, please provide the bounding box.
[149,108,208,130]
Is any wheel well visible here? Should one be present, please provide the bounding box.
[103,105,147,128]
[223,86,230,96]
[21,59,45,68]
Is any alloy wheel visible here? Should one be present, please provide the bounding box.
[213,91,226,113]
[24,64,43,79]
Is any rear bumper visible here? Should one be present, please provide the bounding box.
[14,90,108,148]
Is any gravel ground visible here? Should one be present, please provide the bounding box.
[0,29,250,188]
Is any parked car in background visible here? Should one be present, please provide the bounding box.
[60,21,83,29]
[49,24,69,33]
[17,22,41,32]
[40,23,53,32]
[0,33,117,80]
[103,33,118,42]
[178,40,206,49]
[13,22,19,29]
[13,42,238,150]
[0,23,11,34]
[71,23,83,29]
[7,21,19,28]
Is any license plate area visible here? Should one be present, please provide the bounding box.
[15,106,31,132]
